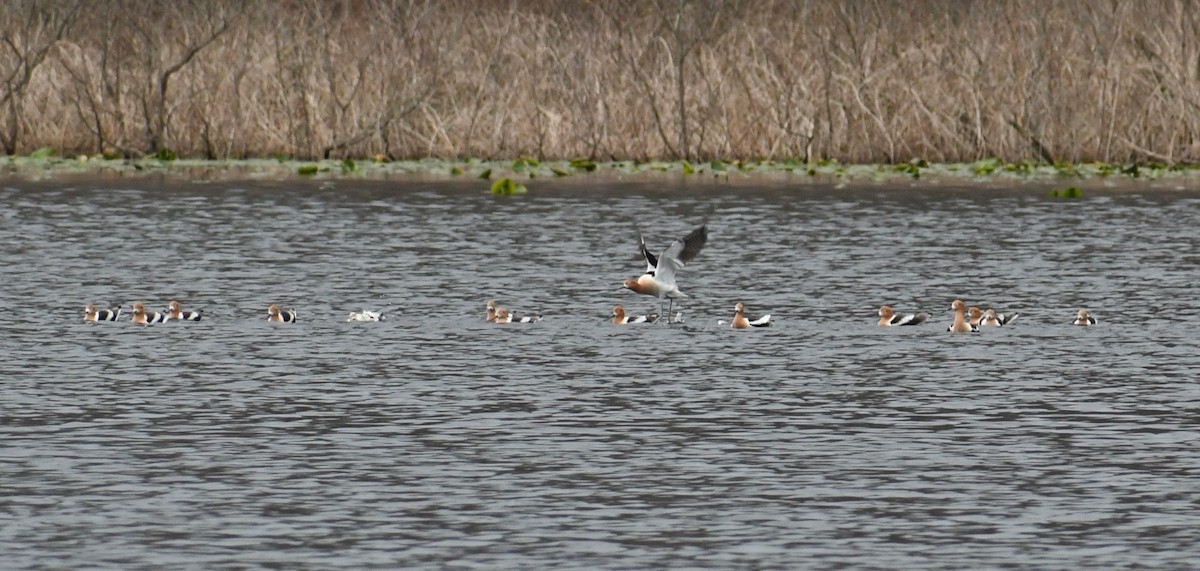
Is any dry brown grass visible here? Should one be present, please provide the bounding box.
[4,0,1200,164]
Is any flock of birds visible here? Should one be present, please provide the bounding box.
[879,302,1097,330]
[484,223,770,329]
[84,301,203,325]
[82,223,1100,330]
[875,294,1099,330]
[83,301,369,324]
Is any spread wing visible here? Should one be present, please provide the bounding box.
[654,224,708,285]
[674,224,708,265]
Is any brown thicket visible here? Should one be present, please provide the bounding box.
[4,0,1200,164]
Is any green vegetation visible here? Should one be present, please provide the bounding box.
[512,157,539,175]
[893,159,928,179]
[7,153,1200,191]
[490,177,528,195]
[569,159,597,172]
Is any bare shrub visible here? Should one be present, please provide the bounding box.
[6,0,1200,163]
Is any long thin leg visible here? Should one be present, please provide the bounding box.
[666,298,674,323]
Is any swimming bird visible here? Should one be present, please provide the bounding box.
[623,224,708,318]
[877,305,928,327]
[131,302,166,325]
[267,304,297,323]
[493,306,542,323]
[165,300,202,321]
[347,309,385,322]
[731,302,771,329]
[979,308,1018,327]
[1072,308,1097,326]
[947,299,979,333]
[968,306,983,327]
[84,303,122,322]
[611,305,658,325]
[486,299,499,322]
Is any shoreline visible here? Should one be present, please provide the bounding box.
[5,155,1200,191]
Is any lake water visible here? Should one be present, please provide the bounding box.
[2,176,1199,569]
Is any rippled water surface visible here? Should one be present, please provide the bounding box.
[2,177,1199,569]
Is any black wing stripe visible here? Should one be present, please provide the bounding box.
[639,235,658,272]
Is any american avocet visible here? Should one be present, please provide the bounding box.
[486,299,498,322]
[1072,308,1097,326]
[731,302,771,329]
[493,306,542,323]
[267,304,297,323]
[947,299,979,333]
[979,308,1018,327]
[84,303,122,322]
[165,300,203,321]
[623,224,707,318]
[131,302,166,325]
[877,305,928,327]
[968,306,983,327]
[611,305,658,325]
[347,309,384,322]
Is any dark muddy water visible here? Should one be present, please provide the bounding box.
[2,177,1199,569]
